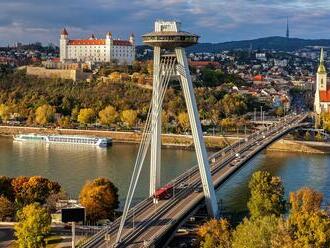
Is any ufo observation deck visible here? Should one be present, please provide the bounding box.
[142,31,199,48]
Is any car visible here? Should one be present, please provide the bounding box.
[194,187,202,193]
[179,182,188,188]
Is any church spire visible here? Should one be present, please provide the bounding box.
[318,48,326,74]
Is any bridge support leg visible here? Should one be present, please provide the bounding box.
[150,46,162,197]
[175,47,219,218]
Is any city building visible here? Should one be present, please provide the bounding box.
[314,48,330,114]
[60,28,135,64]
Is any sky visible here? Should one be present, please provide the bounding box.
[0,0,330,46]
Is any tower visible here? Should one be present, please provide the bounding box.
[315,48,327,114]
[105,32,113,63]
[60,28,68,62]
[286,17,289,39]
[129,33,135,45]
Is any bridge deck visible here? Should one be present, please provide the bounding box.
[78,114,309,248]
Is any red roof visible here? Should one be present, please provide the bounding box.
[320,90,330,102]
[68,39,106,45]
[254,75,264,81]
[113,40,132,46]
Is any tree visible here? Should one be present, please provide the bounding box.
[0,196,15,221]
[0,176,14,200]
[11,176,61,207]
[285,188,330,248]
[14,203,51,248]
[198,218,232,248]
[57,116,71,128]
[77,108,96,125]
[79,178,119,221]
[0,103,10,121]
[247,171,285,219]
[232,216,279,248]
[274,106,284,117]
[178,112,190,132]
[120,109,137,128]
[221,94,247,117]
[35,104,55,125]
[98,105,118,126]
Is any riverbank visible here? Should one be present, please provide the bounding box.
[0,125,329,154]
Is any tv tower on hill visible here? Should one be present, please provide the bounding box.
[286,17,290,39]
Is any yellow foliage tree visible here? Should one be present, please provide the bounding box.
[0,104,10,121]
[177,112,190,132]
[77,108,96,125]
[35,104,55,125]
[14,203,51,248]
[98,106,118,126]
[79,178,119,221]
[120,109,137,128]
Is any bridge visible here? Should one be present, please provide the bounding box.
[78,113,309,248]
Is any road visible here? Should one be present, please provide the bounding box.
[79,114,309,248]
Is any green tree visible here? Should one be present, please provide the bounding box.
[77,108,96,125]
[14,203,51,248]
[304,131,311,141]
[79,178,119,221]
[35,104,55,125]
[221,94,247,117]
[98,105,118,126]
[0,196,15,221]
[247,171,285,219]
[120,109,137,128]
[315,132,323,142]
[198,218,232,248]
[178,112,190,132]
[274,106,284,117]
[232,216,279,248]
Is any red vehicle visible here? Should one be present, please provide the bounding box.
[153,184,174,200]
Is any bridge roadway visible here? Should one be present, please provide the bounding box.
[78,113,309,248]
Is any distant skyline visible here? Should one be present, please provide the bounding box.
[0,0,330,46]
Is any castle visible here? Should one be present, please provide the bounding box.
[59,28,135,65]
[314,48,330,115]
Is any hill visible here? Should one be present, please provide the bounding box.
[137,36,330,54]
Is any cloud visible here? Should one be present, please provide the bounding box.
[0,0,329,45]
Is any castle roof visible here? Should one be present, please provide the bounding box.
[68,39,106,45]
[320,90,330,102]
[67,39,133,46]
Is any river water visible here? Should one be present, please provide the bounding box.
[0,136,329,211]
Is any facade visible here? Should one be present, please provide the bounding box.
[314,48,330,114]
[60,28,135,64]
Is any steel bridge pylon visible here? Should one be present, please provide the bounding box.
[115,20,218,244]
[148,21,218,218]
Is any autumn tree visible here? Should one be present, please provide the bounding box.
[0,176,14,200]
[0,103,10,121]
[120,109,137,128]
[11,176,61,207]
[177,112,190,132]
[79,178,119,221]
[286,187,330,247]
[35,104,55,125]
[232,216,279,248]
[198,218,232,248]
[247,171,285,219]
[0,196,15,221]
[99,105,118,126]
[14,203,51,248]
[221,93,247,117]
[77,108,96,125]
[57,116,71,128]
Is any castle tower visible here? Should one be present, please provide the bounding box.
[105,32,113,63]
[314,48,327,114]
[60,28,68,62]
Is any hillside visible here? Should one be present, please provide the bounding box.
[137,36,330,54]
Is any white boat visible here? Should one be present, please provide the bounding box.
[13,134,112,147]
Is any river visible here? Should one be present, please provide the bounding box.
[0,136,329,212]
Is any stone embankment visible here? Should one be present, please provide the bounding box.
[1,125,329,153]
